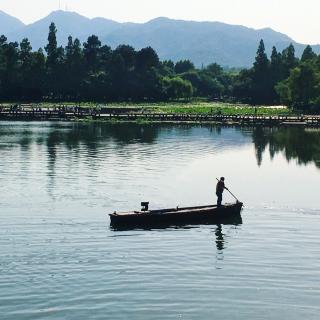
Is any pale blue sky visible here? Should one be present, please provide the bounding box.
[0,0,319,44]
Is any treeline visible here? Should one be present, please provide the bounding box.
[0,22,224,102]
[0,22,319,112]
[234,40,320,112]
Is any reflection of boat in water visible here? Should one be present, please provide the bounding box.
[109,202,243,229]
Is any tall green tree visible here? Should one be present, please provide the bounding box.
[281,44,297,78]
[301,45,316,62]
[0,40,20,99]
[134,47,161,100]
[0,35,8,99]
[270,46,283,103]
[83,35,102,73]
[109,45,137,99]
[19,38,34,98]
[28,49,46,100]
[45,23,58,70]
[276,63,320,111]
[251,39,272,103]
[44,23,65,99]
[175,60,195,74]
[136,47,159,70]
[64,36,85,100]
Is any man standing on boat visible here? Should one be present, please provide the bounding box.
[216,177,228,207]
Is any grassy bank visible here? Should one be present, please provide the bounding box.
[135,102,296,116]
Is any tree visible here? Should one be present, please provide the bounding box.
[233,69,254,102]
[254,40,269,71]
[83,35,102,73]
[0,41,20,99]
[252,39,272,103]
[199,72,224,98]
[20,38,32,65]
[181,71,202,96]
[276,62,320,112]
[45,23,58,70]
[100,45,112,67]
[175,60,195,74]
[162,77,193,100]
[28,49,46,100]
[161,60,175,75]
[270,46,282,80]
[301,45,316,62]
[0,36,8,99]
[64,36,85,100]
[286,64,318,110]
[281,44,297,78]
[270,46,283,103]
[44,23,65,99]
[275,79,290,106]
[0,35,7,46]
[204,63,223,77]
[114,45,136,71]
[19,38,34,98]
[136,47,159,71]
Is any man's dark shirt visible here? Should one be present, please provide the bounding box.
[216,180,225,194]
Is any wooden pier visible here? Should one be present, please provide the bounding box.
[0,105,320,126]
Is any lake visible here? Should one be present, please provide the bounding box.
[0,122,319,319]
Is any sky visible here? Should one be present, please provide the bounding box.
[0,0,319,44]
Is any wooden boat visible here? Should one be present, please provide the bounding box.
[109,202,243,228]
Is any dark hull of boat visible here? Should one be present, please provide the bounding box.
[109,202,243,229]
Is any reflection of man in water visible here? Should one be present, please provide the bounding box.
[216,177,228,207]
[215,225,224,251]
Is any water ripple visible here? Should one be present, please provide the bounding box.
[0,122,320,320]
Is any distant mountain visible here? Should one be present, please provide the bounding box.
[2,10,320,67]
[0,10,25,35]
[103,17,317,67]
[6,11,121,51]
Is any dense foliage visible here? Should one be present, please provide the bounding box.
[234,40,320,112]
[0,23,319,112]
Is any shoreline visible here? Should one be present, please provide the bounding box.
[1,113,320,127]
[1,102,319,127]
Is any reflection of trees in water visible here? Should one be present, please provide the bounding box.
[4,124,319,170]
[252,127,270,166]
[46,132,57,194]
[252,127,320,168]
[0,123,228,156]
[41,123,200,161]
[208,125,222,135]
[42,123,162,190]
[44,123,162,151]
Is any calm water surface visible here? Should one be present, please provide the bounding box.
[0,122,319,319]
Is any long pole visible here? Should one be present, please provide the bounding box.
[216,178,239,202]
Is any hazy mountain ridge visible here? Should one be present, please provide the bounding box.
[5,11,122,50]
[0,10,25,35]
[1,10,319,67]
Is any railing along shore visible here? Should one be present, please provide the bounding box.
[0,104,320,126]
